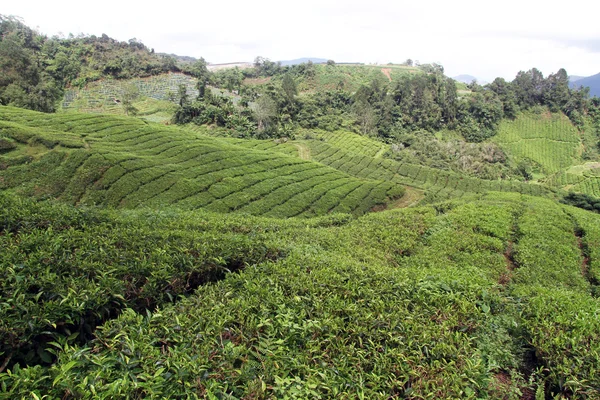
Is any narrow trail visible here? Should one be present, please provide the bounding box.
[499,204,523,286]
[381,68,392,82]
[374,145,386,158]
[574,228,591,281]
[294,143,311,160]
[386,186,424,209]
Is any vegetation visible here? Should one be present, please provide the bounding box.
[2,191,600,398]
[0,106,402,217]
[3,15,600,399]
[300,128,556,202]
[0,14,180,112]
[561,191,600,213]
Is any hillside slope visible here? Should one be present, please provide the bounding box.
[1,191,600,398]
[0,106,403,217]
[298,129,557,202]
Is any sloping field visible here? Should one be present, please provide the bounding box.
[62,72,198,114]
[0,106,403,217]
[543,163,600,197]
[300,129,556,201]
[493,112,582,174]
[2,192,600,398]
[307,129,387,158]
[298,64,420,92]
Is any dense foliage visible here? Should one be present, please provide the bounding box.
[0,15,179,112]
[172,58,593,152]
[2,191,600,398]
[561,191,600,213]
[0,106,402,217]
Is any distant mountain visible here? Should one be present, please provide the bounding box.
[570,73,600,97]
[453,74,484,84]
[279,58,328,66]
[569,75,585,83]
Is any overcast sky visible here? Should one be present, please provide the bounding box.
[3,0,600,82]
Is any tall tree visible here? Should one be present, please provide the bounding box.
[190,57,210,99]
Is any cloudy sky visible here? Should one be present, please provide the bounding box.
[3,0,600,82]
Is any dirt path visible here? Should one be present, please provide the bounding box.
[294,143,311,160]
[381,68,392,82]
[387,186,424,209]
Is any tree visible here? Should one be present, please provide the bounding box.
[543,68,570,112]
[177,84,189,107]
[254,95,277,133]
[488,78,519,119]
[121,84,139,116]
[281,74,297,105]
[512,68,544,108]
[190,58,210,99]
[404,59,413,67]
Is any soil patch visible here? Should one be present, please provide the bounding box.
[381,68,392,82]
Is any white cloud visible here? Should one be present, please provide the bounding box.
[3,0,600,81]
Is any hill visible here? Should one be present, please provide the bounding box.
[2,189,600,398]
[570,72,600,97]
[569,75,585,83]
[279,57,328,66]
[0,106,403,217]
[453,74,478,84]
[3,16,600,400]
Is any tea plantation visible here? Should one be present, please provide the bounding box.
[1,191,600,398]
[0,107,403,218]
[2,106,600,399]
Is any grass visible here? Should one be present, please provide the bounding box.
[0,106,403,217]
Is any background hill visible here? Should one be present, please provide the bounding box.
[453,74,478,84]
[570,72,600,97]
[279,57,328,66]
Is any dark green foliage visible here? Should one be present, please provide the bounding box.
[510,68,589,128]
[561,192,600,213]
[0,15,180,113]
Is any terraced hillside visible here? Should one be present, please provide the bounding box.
[62,73,198,114]
[0,107,403,218]
[299,129,557,202]
[297,63,421,92]
[543,163,600,197]
[493,111,583,175]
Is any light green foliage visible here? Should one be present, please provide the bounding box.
[302,129,556,203]
[494,111,582,175]
[0,106,402,217]
[2,192,600,398]
[296,64,419,93]
[62,73,197,117]
[307,129,386,158]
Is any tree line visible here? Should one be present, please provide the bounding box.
[0,14,180,112]
[173,56,594,144]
